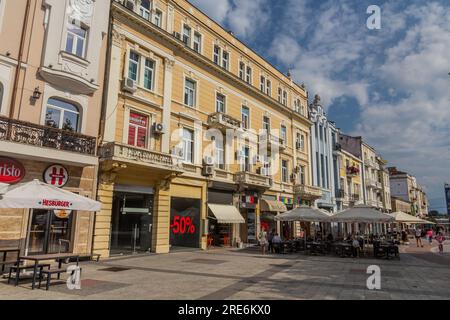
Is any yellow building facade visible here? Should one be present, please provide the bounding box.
[337,149,363,209]
[94,0,321,257]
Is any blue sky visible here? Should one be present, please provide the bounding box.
[190,0,450,213]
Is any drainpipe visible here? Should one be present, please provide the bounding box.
[9,0,31,119]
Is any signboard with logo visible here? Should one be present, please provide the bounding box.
[0,157,25,184]
[445,184,450,216]
[241,192,258,209]
[54,210,72,219]
[43,165,69,187]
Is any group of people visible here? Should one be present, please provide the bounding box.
[414,227,446,254]
[259,228,283,255]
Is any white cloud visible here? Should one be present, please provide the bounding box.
[189,0,231,24]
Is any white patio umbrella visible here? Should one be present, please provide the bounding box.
[0,182,8,195]
[391,211,435,224]
[330,205,394,223]
[274,205,331,222]
[0,179,101,211]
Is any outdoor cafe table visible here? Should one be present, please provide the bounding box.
[0,248,20,273]
[19,253,80,290]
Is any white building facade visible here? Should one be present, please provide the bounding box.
[309,95,340,213]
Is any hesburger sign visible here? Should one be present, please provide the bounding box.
[0,157,25,184]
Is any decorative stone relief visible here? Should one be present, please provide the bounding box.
[68,0,94,24]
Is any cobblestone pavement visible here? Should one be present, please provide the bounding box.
[1,242,449,300]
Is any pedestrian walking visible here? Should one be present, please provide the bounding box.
[259,228,268,255]
[415,227,423,248]
[436,232,446,254]
[426,229,433,245]
[267,229,275,254]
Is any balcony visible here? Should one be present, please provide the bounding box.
[207,112,241,131]
[0,116,96,155]
[234,171,272,191]
[294,184,322,200]
[99,142,184,173]
[365,178,382,189]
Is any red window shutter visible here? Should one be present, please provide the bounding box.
[137,127,147,148]
[128,125,136,146]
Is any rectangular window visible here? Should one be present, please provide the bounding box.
[278,88,282,103]
[282,91,288,106]
[241,146,250,172]
[263,116,270,133]
[300,166,305,185]
[65,19,88,58]
[144,58,155,90]
[260,76,266,92]
[282,160,289,183]
[241,106,249,129]
[246,66,252,84]
[214,45,221,65]
[239,62,245,80]
[193,32,202,53]
[182,128,194,163]
[216,93,225,113]
[215,138,225,170]
[281,125,287,143]
[139,0,151,20]
[128,112,148,148]
[182,25,191,46]
[266,80,271,96]
[321,154,325,187]
[128,52,139,82]
[153,10,162,27]
[184,78,196,107]
[222,51,229,70]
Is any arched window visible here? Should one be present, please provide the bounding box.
[45,98,80,132]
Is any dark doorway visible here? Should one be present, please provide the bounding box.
[111,192,153,255]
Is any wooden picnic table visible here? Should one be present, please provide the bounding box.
[0,248,20,273]
[19,253,80,290]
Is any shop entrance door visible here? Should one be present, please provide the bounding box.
[111,192,153,255]
[27,210,73,255]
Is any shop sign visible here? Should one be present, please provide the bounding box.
[279,196,293,205]
[43,165,69,187]
[40,199,72,208]
[241,193,258,209]
[0,157,25,184]
[170,198,201,248]
[54,210,72,219]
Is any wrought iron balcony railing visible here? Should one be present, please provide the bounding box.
[0,116,97,155]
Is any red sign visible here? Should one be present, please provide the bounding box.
[170,215,196,235]
[41,199,71,208]
[0,157,25,184]
[43,165,69,187]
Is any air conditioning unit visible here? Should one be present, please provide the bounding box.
[261,168,270,176]
[173,31,182,40]
[152,123,166,134]
[122,77,137,93]
[202,165,215,176]
[253,155,261,163]
[203,156,215,166]
[125,0,135,11]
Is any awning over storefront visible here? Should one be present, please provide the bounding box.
[208,204,245,224]
[260,199,287,213]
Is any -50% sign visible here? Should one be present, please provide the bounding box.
[171,215,196,235]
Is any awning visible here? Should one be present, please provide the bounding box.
[208,204,245,224]
[260,199,287,213]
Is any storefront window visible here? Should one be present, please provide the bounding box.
[170,197,201,248]
[27,210,73,255]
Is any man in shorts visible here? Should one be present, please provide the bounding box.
[415,227,423,248]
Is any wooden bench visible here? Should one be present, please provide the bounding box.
[8,264,51,286]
